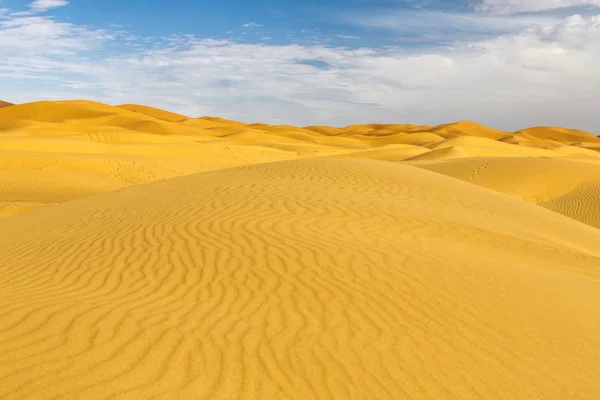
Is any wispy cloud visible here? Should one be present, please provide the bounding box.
[474,0,600,15]
[0,15,113,53]
[336,34,361,39]
[345,9,561,38]
[29,0,69,12]
[243,22,263,28]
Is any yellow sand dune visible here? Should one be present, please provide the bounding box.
[343,144,430,161]
[417,157,600,229]
[342,123,432,136]
[65,114,204,136]
[303,125,348,135]
[0,140,300,220]
[0,168,125,202]
[0,99,597,221]
[366,132,445,146]
[0,100,600,399]
[500,134,564,149]
[552,144,600,159]
[117,104,188,122]
[197,116,249,130]
[540,181,600,229]
[219,129,367,150]
[427,135,552,155]
[0,119,134,138]
[427,120,511,140]
[0,101,201,137]
[0,99,598,220]
[177,117,234,130]
[0,148,199,216]
[0,201,49,218]
[220,128,321,144]
[516,126,600,144]
[0,100,123,122]
[406,145,471,160]
[581,142,600,152]
[0,119,42,133]
[71,131,203,144]
[0,157,599,400]
[0,100,13,109]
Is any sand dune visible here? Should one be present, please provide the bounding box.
[0,101,13,109]
[117,104,188,122]
[1,157,599,399]
[0,100,599,399]
[516,126,600,144]
[0,99,597,237]
[416,157,600,229]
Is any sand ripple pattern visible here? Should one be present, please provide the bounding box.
[0,158,599,399]
[540,181,600,229]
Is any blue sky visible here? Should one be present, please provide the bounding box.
[1,0,600,132]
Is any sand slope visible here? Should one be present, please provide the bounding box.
[0,101,13,109]
[0,157,599,400]
[0,102,306,217]
[117,104,188,122]
[417,157,600,229]
[515,126,600,144]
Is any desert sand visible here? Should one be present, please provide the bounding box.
[0,100,599,399]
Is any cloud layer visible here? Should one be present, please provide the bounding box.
[1,1,600,133]
[476,0,600,14]
[30,0,69,12]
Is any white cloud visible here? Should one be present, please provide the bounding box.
[1,3,600,133]
[9,11,36,17]
[29,0,69,12]
[475,0,600,14]
[348,9,560,37]
[79,16,600,132]
[0,16,112,53]
[243,22,262,28]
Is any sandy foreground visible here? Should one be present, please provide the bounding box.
[0,100,599,399]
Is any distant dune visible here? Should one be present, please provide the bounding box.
[0,100,599,399]
[117,103,188,122]
[0,100,13,108]
[0,100,598,220]
[515,126,600,143]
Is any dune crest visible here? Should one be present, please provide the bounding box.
[117,104,189,122]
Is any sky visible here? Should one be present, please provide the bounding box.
[1,0,600,132]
